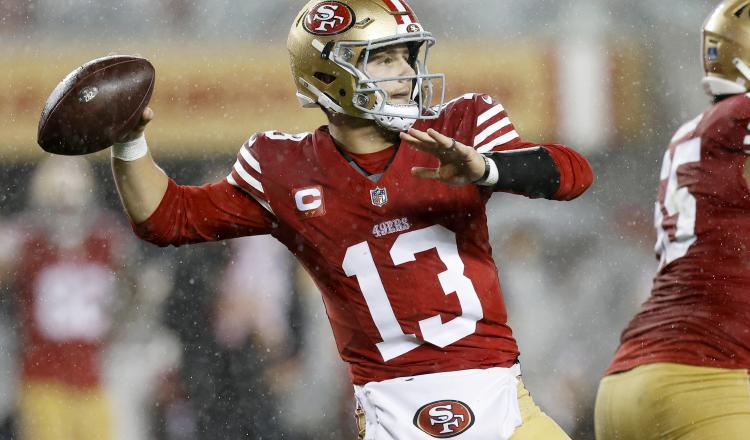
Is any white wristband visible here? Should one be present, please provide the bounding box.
[475,154,500,186]
[112,135,148,161]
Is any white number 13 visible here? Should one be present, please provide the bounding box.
[342,225,483,362]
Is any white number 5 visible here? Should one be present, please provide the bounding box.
[655,137,701,268]
[342,225,483,362]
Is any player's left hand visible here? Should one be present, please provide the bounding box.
[400,128,485,185]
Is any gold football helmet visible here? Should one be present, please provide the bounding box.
[702,0,750,95]
[287,0,445,131]
[29,155,96,246]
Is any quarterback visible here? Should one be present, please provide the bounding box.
[112,0,592,438]
[595,1,750,439]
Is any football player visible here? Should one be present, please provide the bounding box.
[595,1,750,439]
[111,0,592,438]
[0,156,130,440]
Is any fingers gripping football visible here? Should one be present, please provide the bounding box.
[400,128,485,185]
[118,107,154,143]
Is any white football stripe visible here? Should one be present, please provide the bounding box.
[744,135,750,145]
[227,175,275,215]
[476,130,519,153]
[474,117,511,146]
[476,104,505,127]
[240,146,261,173]
[233,161,264,193]
[247,135,258,147]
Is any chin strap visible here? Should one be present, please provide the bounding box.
[702,77,747,96]
[372,102,420,132]
[365,85,418,131]
[702,57,750,96]
[734,58,750,83]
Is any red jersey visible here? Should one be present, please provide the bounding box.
[609,93,750,375]
[135,93,592,384]
[15,216,126,388]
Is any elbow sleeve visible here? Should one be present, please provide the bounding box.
[484,145,593,200]
[485,147,561,199]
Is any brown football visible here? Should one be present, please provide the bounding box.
[37,55,155,155]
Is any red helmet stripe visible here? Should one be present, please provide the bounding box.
[383,0,408,24]
[394,0,417,24]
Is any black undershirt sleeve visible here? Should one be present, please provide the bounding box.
[484,147,560,198]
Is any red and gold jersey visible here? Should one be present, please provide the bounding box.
[609,93,750,374]
[15,215,126,388]
[136,94,592,384]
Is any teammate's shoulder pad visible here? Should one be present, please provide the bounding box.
[719,93,750,120]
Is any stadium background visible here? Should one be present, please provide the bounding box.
[0,1,719,439]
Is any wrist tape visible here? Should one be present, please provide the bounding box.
[474,154,500,186]
[112,135,148,161]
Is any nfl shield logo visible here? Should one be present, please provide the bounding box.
[370,187,388,207]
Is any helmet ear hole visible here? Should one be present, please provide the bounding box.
[314,72,337,85]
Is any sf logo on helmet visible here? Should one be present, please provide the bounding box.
[304,1,356,36]
[413,400,475,438]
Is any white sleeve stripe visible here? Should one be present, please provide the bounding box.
[744,135,750,145]
[476,130,519,153]
[489,146,543,155]
[233,161,264,193]
[476,104,505,126]
[474,117,511,146]
[226,175,275,215]
[240,146,261,173]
